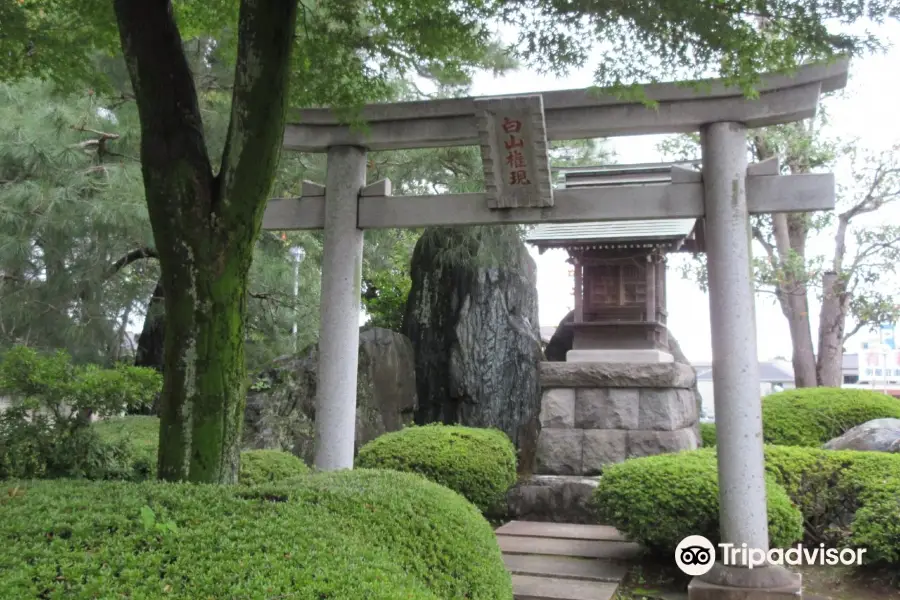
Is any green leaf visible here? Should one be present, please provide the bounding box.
[139,505,156,530]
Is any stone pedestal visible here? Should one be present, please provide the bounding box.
[534,362,700,475]
[571,322,668,351]
[566,349,674,363]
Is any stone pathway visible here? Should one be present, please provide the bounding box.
[496,521,643,600]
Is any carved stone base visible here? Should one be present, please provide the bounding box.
[534,362,700,475]
[566,349,674,363]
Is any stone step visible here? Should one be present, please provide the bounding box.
[497,534,643,560]
[503,553,628,582]
[497,520,628,542]
[512,574,619,600]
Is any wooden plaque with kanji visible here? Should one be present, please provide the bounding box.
[474,95,553,209]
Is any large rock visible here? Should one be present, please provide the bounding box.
[544,310,575,362]
[243,327,417,463]
[822,418,900,453]
[403,227,543,466]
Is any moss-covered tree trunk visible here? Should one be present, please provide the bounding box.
[113,0,297,483]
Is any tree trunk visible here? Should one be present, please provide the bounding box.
[114,0,297,483]
[751,131,818,388]
[133,278,166,416]
[403,227,543,470]
[135,278,165,374]
[776,290,818,387]
[771,213,818,387]
[816,271,848,387]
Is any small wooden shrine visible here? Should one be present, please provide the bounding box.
[526,164,705,360]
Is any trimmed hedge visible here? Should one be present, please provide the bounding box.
[593,449,803,553]
[238,449,309,485]
[700,387,900,447]
[762,387,900,447]
[594,446,900,567]
[763,445,900,566]
[699,422,717,447]
[356,424,517,515]
[0,470,512,599]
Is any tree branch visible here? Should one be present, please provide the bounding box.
[752,225,779,271]
[843,320,867,343]
[106,247,159,279]
[76,247,160,303]
[113,0,215,225]
[216,0,298,235]
[105,93,136,110]
[839,155,900,223]
[850,234,900,275]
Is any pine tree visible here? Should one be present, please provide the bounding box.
[0,79,154,364]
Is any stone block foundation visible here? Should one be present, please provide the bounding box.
[534,361,700,475]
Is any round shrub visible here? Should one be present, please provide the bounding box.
[593,449,803,553]
[763,444,900,566]
[355,424,517,515]
[699,422,717,447]
[761,387,900,447]
[239,449,309,485]
[0,469,512,599]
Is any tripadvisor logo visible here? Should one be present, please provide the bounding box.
[675,536,716,576]
[675,536,867,576]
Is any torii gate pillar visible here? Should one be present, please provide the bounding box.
[689,122,801,597]
[313,145,367,471]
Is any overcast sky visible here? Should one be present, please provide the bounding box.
[469,22,900,362]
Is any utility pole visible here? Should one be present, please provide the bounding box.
[290,246,306,353]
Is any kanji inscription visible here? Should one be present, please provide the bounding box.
[475,95,553,209]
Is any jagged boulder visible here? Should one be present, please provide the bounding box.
[544,310,574,362]
[823,418,900,453]
[243,327,418,464]
[403,227,543,467]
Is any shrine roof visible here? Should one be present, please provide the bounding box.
[525,218,697,249]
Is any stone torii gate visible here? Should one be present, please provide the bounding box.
[263,59,848,599]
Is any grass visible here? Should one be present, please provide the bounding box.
[93,415,159,457]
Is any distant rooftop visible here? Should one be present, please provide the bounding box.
[693,361,795,384]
